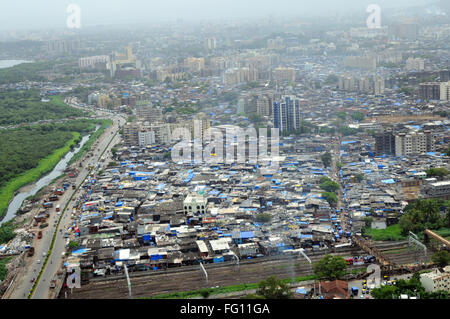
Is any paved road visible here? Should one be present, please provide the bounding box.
[31,113,125,299]
[7,108,125,299]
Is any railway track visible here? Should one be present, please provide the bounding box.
[59,240,418,299]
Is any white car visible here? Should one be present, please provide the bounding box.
[36,260,41,264]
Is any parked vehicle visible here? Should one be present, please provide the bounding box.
[56,205,60,212]
[27,247,35,257]
[39,223,48,229]
[37,231,42,239]
[43,202,53,208]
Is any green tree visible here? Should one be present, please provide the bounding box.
[370,284,398,299]
[68,241,79,250]
[256,276,293,299]
[313,255,347,280]
[425,168,450,178]
[199,288,212,299]
[351,111,364,122]
[255,213,272,223]
[320,180,339,193]
[336,111,347,121]
[399,199,445,235]
[432,251,450,267]
[363,217,373,229]
[354,173,365,183]
[0,221,17,244]
[325,74,339,85]
[322,192,337,207]
[321,152,332,168]
[241,293,266,299]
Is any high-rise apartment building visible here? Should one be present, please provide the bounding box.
[273,67,296,82]
[46,39,80,54]
[389,23,419,40]
[256,95,273,117]
[373,77,385,95]
[375,131,396,156]
[358,78,371,93]
[205,38,217,50]
[419,82,441,101]
[272,96,301,132]
[344,56,376,70]
[184,57,205,72]
[192,112,211,140]
[123,123,141,146]
[376,130,434,156]
[338,75,355,91]
[138,130,156,147]
[395,131,434,156]
[440,81,450,101]
[405,58,425,72]
[79,55,110,69]
[223,67,258,86]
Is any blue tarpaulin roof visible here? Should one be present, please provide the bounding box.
[155,183,165,190]
[240,231,254,239]
[296,288,307,294]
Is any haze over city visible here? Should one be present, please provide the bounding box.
[0,0,449,312]
[0,0,438,30]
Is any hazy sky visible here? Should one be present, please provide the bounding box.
[0,0,435,31]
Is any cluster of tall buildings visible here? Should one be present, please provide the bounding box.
[272,67,296,82]
[405,57,425,72]
[338,75,385,95]
[388,23,420,41]
[343,56,377,70]
[184,57,205,72]
[46,39,80,54]
[123,112,211,147]
[375,130,435,156]
[79,55,111,69]
[237,94,273,118]
[419,82,441,101]
[223,67,259,86]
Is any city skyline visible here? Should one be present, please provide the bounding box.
[0,0,438,31]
